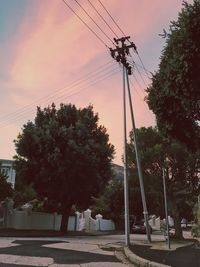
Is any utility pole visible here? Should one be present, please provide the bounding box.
[162,168,170,249]
[110,36,151,243]
[122,65,130,246]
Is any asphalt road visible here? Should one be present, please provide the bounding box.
[0,232,197,267]
[130,243,200,267]
[0,236,131,267]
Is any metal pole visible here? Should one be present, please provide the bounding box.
[123,65,130,247]
[125,69,151,243]
[162,168,170,249]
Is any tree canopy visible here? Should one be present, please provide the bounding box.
[14,103,114,231]
[147,0,200,150]
[93,127,199,237]
[127,127,199,238]
[0,170,13,201]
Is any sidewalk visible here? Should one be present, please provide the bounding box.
[0,229,123,237]
[125,238,200,267]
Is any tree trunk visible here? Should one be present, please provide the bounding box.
[171,205,183,239]
[60,207,71,233]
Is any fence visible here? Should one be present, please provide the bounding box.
[0,199,115,232]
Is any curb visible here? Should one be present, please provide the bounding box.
[123,247,171,267]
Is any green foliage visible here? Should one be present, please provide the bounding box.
[127,127,200,238]
[0,170,13,201]
[147,1,200,149]
[192,196,200,237]
[14,103,114,231]
[14,184,37,208]
[93,178,124,228]
[127,127,165,218]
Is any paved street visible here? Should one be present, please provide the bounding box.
[0,232,196,266]
[0,235,132,267]
[0,233,165,267]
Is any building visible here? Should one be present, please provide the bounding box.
[0,159,16,188]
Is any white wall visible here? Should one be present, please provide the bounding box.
[3,201,115,232]
[7,210,62,231]
[99,219,115,231]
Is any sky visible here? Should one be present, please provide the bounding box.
[0,0,192,165]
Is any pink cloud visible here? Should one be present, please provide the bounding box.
[2,0,192,163]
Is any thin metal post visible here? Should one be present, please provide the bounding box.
[125,69,151,243]
[162,168,170,249]
[123,65,130,247]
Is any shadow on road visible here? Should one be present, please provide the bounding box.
[0,240,120,265]
[130,243,200,267]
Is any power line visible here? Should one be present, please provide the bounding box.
[73,0,114,45]
[0,63,117,124]
[0,66,120,128]
[87,0,119,39]
[129,77,153,119]
[0,68,120,129]
[0,61,114,122]
[136,51,151,80]
[97,0,126,36]
[128,59,149,89]
[132,72,146,97]
[95,0,151,83]
[61,0,109,47]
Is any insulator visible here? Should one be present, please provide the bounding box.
[116,55,121,62]
[121,58,126,65]
[128,67,132,75]
[125,62,129,68]
[114,38,118,44]
[110,48,115,58]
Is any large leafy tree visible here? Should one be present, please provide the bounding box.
[147,0,200,150]
[127,127,199,239]
[14,103,114,231]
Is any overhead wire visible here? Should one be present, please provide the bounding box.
[97,0,126,36]
[0,68,120,129]
[61,0,109,47]
[95,0,151,81]
[0,60,114,122]
[128,59,150,90]
[87,0,119,39]
[136,52,151,80]
[73,0,115,45]
[129,78,154,121]
[87,0,152,115]
[0,65,120,129]
[62,0,151,107]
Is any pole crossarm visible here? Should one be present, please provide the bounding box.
[110,36,136,75]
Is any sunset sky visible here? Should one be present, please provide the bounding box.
[0,0,192,164]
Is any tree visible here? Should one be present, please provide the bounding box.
[93,178,124,229]
[14,103,114,231]
[192,195,200,237]
[127,127,200,239]
[147,1,200,150]
[93,165,144,229]
[0,170,13,201]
